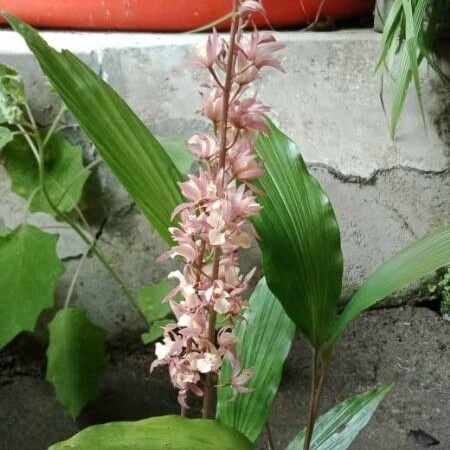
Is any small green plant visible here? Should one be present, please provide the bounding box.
[377,0,449,137]
[0,62,173,417]
[429,267,450,316]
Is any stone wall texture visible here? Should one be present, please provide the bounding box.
[0,28,449,450]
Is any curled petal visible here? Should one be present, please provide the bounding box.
[188,133,218,159]
[239,0,265,17]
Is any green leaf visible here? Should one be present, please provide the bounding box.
[253,120,343,348]
[0,224,63,349]
[388,0,428,137]
[3,132,89,215]
[0,226,10,237]
[137,281,172,322]
[4,14,183,244]
[217,277,296,442]
[48,415,255,450]
[285,384,392,450]
[0,125,13,149]
[329,225,450,345]
[46,308,107,418]
[141,319,173,344]
[0,62,26,125]
[157,135,196,174]
[376,0,403,72]
[137,281,173,344]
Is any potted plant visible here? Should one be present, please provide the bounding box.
[0,0,375,31]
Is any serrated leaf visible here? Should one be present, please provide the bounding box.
[0,125,13,149]
[253,120,343,348]
[217,277,296,442]
[157,135,196,174]
[137,281,172,322]
[141,319,173,344]
[46,308,106,418]
[3,131,89,215]
[329,225,450,346]
[0,226,10,237]
[0,224,63,349]
[4,14,183,244]
[285,384,392,450]
[0,62,26,125]
[137,281,173,345]
[48,415,255,450]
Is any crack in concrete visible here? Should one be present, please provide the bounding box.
[379,202,418,239]
[309,162,450,185]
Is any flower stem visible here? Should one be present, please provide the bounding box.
[201,0,241,420]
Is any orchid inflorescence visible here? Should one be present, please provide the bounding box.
[151,0,284,415]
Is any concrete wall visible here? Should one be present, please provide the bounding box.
[0,29,449,335]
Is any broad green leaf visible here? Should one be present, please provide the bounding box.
[46,308,106,418]
[253,120,343,348]
[4,14,183,244]
[0,224,63,349]
[158,135,196,174]
[0,125,13,149]
[137,281,173,344]
[329,225,450,345]
[217,277,296,442]
[3,132,89,215]
[285,384,392,450]
[48,415,255,450]
[0,62,26,124]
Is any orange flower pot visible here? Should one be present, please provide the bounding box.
[0,0,375,31]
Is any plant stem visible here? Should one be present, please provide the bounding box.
[202,249,220,418]
[201,0,240,420]
[42,103,67,149]
[23,108,142,318]
[63,243,92,309]
[302,349,328,450]
[265,422,275,450]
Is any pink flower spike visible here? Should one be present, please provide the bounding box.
[152,0,284,410]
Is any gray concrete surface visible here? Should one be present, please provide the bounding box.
[0,306,448,450]
[0,29,448,333]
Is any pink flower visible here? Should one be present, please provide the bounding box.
[227,138,263,180]
[231,368,254,395]
[238,30,285,72]
[201,86,223,123]
[188,133,217,159]
[234,52,260,85]
[229,98,270,132]
[193,29,225,68]
[238,0,265,18]
[179,170,215,204]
